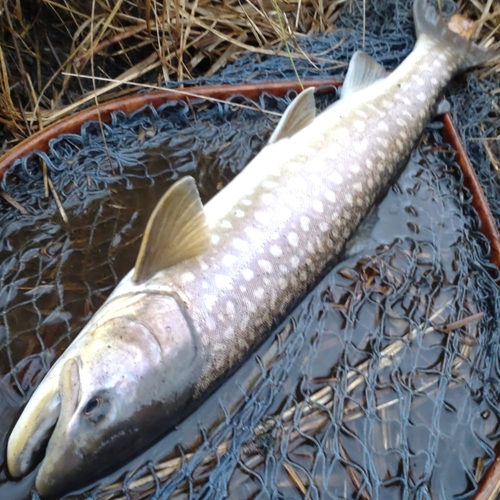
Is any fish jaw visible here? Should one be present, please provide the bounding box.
[7,386,60,479]
[8,293,203,498]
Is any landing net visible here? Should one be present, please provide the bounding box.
[0,0,499,499]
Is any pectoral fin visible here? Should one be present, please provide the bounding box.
[268,87,316,144]
[340,51,388,98]
[133,176,210,284]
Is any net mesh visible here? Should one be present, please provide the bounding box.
[1,0,500,499]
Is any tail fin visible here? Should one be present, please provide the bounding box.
[413,0,499,69]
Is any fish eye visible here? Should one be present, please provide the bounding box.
[83,397,101,416]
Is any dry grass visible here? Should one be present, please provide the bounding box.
[0,0,346,153]
[0,0,498,155]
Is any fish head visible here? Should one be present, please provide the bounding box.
[7,294,203,499]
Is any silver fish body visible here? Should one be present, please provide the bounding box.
[7,0,499,497]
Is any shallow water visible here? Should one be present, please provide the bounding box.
[0,95,498,499]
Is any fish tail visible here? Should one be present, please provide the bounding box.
[413,0,500,70]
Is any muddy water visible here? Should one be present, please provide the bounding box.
[0,96,496,499]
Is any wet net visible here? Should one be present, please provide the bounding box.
[1,0,500,499]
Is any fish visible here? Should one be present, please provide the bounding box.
[6,0,499,497]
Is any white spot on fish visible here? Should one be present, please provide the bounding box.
[223,326,234,338]
[244,226,259,238]
[279,264,288,273]
[279,278,287,289]
[263,180,278,189]
[396,118,406,127]
[211,234,220,245]
[233,238,248,251]
[330,172,343,185]
[240,285,246,292]
[262,193,274,205]
[206,316,216,331]
[288,232,299,247]
[350,163,360,173]
[433,59,441,67]
[366,159,373,169]
[355,109,368,118]
[254,287,265,299]
[353,182,363,192]
[354,120,366,132]
[431,77,438,85]
[416,92,426,102]
[226,301,235,317]
[403,97,411,106]
[319,222,329,232]
[215,274,232,289]
[396,138,404,150]
[345,193,353,204]
[377,150,386,160]
[241,199,252,206]
[353,139,368,153]
[377,137,389,147]
[415,75,425,86]
[198,258,209,270]
[270,245,282,257]
[377,121,388,131]
[221,220,232,229]
[325,190,336,203]
[204,295,217,311]
[400,130,408,139]
[382,100,392,109]
[313,200,324,213]
[335,127,349,138]
[258,259,273,273]
[254,211,267,223]
[181,272,195,283]
[438,53,446,61]
[300,216,310,231]
[290,256,300,268]
[242,269,254,281]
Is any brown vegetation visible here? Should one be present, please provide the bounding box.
[0,0,498,154]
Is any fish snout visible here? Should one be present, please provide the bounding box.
[34,358,82,499]
[7,383,60,479]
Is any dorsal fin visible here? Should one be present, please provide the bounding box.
[133,176,210,284]
[341,51,387,99]
[268,87,316,145]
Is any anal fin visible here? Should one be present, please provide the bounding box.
[133,176,210,284]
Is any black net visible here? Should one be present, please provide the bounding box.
[1,0,500,499]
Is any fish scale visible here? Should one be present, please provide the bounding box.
[6,0,500,497]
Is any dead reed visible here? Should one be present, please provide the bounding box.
[0,0,498,154]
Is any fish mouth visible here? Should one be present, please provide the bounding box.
[7,383,60,480]
[7,358,80,499]
[34,359,82,499]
